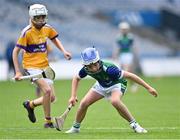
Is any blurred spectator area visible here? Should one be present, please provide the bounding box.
[0,0,180,77]
[1,0,180,57]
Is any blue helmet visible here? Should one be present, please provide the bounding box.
[81,47,100,65]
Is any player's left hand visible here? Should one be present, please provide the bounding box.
[148,87,158,97]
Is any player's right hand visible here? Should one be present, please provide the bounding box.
[13,72,23,81]
[148,87,158,97]
[64,51,72,60]
[69,96,78,106]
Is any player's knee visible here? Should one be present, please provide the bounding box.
[79,100,89,110]
[111,99,120,107]
[44,88,52,97]
[51,95,56,102]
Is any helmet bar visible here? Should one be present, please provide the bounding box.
[33,8,47,16]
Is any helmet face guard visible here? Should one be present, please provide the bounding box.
[32,15,47,27]
[118,22,130,34]
[81,47,100,66]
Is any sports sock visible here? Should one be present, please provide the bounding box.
[129,119,136,125]
[73,122,81,129]
[29,101,36,109]
[45,117,52,123]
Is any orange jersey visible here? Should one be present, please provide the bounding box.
[16,24,58,69]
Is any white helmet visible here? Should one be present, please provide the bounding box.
[118,22,130,30]
[81,47,100,65]
[29,4,48,18]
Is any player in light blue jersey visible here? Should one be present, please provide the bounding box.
[66,47,158,134]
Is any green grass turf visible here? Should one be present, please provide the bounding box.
[0,77,180,139]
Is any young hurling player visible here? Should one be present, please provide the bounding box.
[13,4,71,128]
[66,47,158,133]
[113,22,138,92]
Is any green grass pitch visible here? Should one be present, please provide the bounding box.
[0,77,179,139]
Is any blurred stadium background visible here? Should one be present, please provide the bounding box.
[1,0,180,80]
[0,0,180,139]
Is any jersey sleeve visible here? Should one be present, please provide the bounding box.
[106,66,123,80]
[16,32,27,50]
[48,27,59,40]
[16,25,32,50]
[78,68,87,78]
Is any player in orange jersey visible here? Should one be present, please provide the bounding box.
[12,4,71,128]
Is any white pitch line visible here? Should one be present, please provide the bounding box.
[0,127,179,131]
[83,127,180,130]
